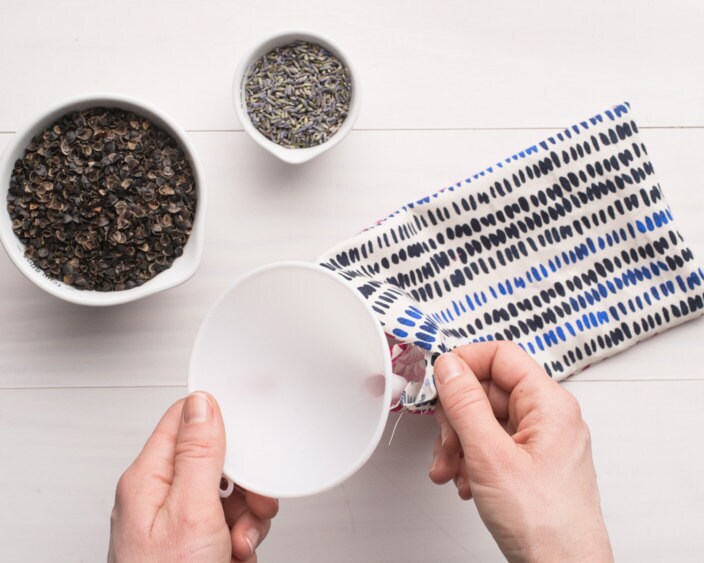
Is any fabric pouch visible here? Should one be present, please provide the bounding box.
[318,102,704,412]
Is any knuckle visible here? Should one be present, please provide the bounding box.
[265,499,280,520]
[568,398,584,424]
[582,423,592,450]
[558,389,583,424]
[174,435,215,462]
[576,419,592,448]
[553,392,593,450]
[109,503,121,530]
[498,340,523,354]
[115,470,134,506]
[442,384,485,418]
[249,494,280,520]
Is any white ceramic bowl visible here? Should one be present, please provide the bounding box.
[233,30,360,164]
[189,262,392,498]
[0,93,206,306]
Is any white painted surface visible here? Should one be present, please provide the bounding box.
[0,1,702,561]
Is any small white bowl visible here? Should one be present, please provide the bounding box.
[0,93,206,306]
[233,30,360,164]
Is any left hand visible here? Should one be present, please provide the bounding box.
[108,392,278,562]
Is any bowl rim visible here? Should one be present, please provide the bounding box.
[188,260,392,498]
[232,29,361,165]
[0,92,207,306]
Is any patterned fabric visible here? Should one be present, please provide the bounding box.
[319,102,704,412]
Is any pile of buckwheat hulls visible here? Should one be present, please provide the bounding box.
[6,107,197,291]
[244,40,352,149]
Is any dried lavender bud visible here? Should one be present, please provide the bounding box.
[244,40,352,149]
[6,107,197,292]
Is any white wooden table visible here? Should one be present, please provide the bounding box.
[1,1,703,561]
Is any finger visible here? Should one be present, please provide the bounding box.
[480,379,510,420]
[434,352,514,459]
[168,392,226,516]
[453,462,472,501]
[231,553,257,563]
[231,510,271,561]
[451,342,555,395]
[223,490,249,529]
[429,434,461,484]
[115,399,185,520]
[438,355,510,420]
[452,342,565,426]
[224,490,279,527]
[434,406,461,454]
[246,491,279,520]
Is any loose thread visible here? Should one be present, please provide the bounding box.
[387,409,406,446]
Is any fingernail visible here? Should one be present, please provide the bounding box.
[244,527,260,555]
[435,353,465,384]
[183,392,212,424]
[455,476,466,493]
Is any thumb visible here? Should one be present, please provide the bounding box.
[169,392,226,513]
[434,353,513,457]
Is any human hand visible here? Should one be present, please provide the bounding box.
[429,343,613,563]
[108,392,278,563]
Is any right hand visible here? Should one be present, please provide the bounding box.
[429,342,613,563]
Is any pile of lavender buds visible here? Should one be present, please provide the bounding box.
[244,40,352,149]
